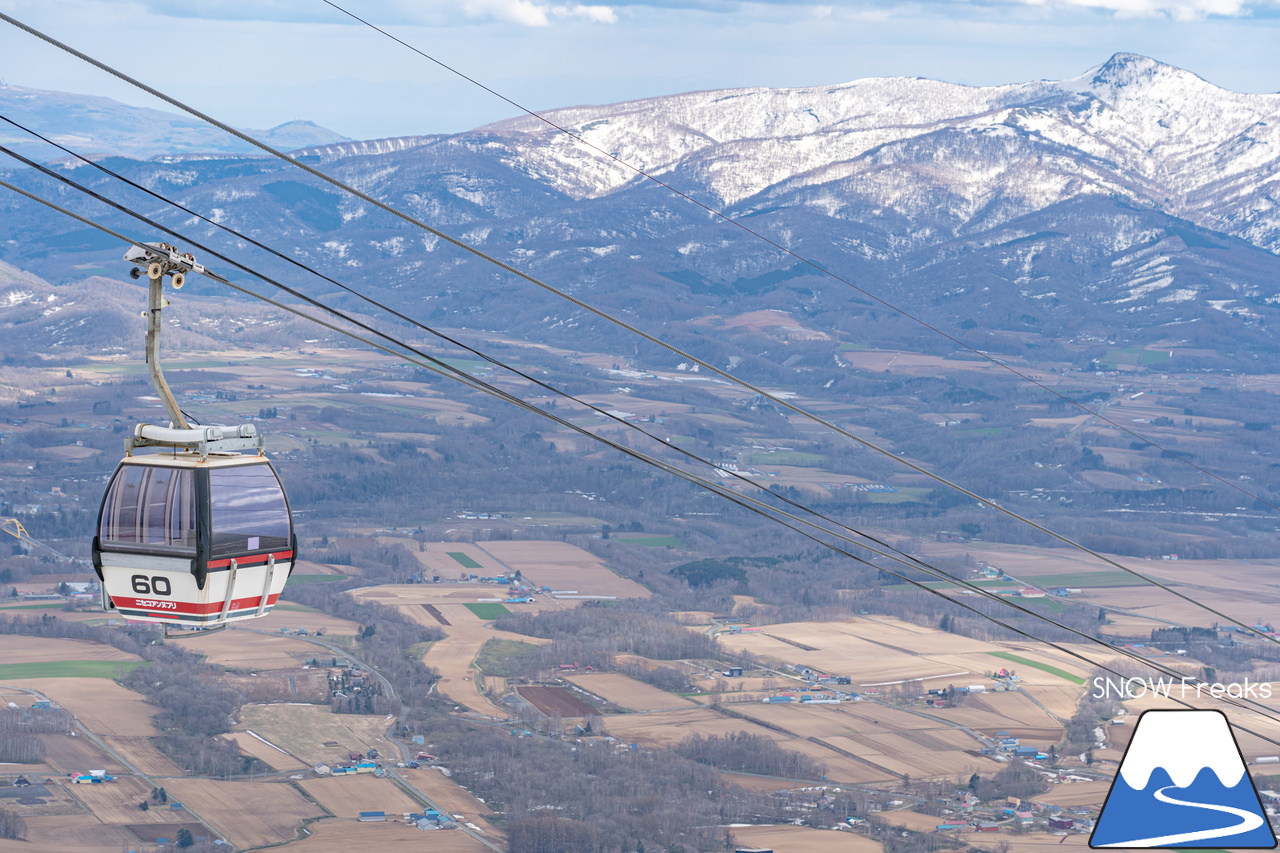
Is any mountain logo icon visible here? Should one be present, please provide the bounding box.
[1090,709,1277,848]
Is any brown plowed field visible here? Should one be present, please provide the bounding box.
[2,678,158,736]
[516,685,595,717]
[226,731,309,771]
[124,822,209,843]
[272,818,492,852]
[102,735,184,776]
[301,774,420,817]
[62,775,175,824]
[731,824,884,853]
[163,778,324,848]
[183,629,314,670]
[0,636,138,664]
[476,540,650,599]
[249,603,361,636]
[1039,779,1112,808]
[566,673,699,711]
[421,604,451,625]
[0,813,136,853]
[36,732,124,775]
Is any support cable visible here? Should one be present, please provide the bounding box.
[321,0,1280,516]
[0,13,1269,645]
[5,172,1280,748]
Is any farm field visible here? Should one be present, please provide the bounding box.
[63,774,179,825]
[237,703,395,766]
[0,636,139,664]
[279,819,492,853]
[226,731,310,771]
[927,691,1064,745]
[354,583,569,616]
[301,774,421,817]
[102,735,184,775]
[567,672,700,710]
[731,824,883,853]
[0,660,142,679]
[0,813,137,853]
[185,629,314,670]
[1,678,159,736]
[1039,779,1113,808]
[163,778,325,848]
[516,685,596,717]
[406,542,499,577]
[476,540,651,598]
[250,602,362,636]
[718,620,978,685]
[600,706,892,784]
[730,702,1005,779]
[919,541,1280,630]
[36,731,124,775]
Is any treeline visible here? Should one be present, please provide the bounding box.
[674,731,824,780]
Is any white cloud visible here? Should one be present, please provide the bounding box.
[1035,0,1252,18]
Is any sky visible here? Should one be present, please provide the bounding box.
[0,0,1278,140]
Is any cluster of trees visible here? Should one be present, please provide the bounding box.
[674,731,824,780]
[0,705,70,763]
[495,602,723,663]
[0,807,24,841]
[425,716,786,853]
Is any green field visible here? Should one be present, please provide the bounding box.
[1102,347,1171,367]
[285,573,347,587]
[1021,572,1144,588]
[448,552,483,569]
[0,661,145,680]
[465,602,511,620]
[988,652,1085,685]
[615,535,684,548]
[475,638,541,677]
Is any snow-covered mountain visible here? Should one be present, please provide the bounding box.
[3,54,1280,362]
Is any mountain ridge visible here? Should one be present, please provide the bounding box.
[3,54,1280,364]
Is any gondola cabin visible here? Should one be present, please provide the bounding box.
[93,424,295,626]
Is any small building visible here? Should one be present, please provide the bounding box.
[313,763,331,775]
[359,811,386,822]
[1049,817,1074,830]
[31,700,54,710]
[976,823,1001,833]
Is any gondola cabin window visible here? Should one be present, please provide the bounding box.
[209,463,291,556]
[99,465,196,552]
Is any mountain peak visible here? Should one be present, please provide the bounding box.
[1085,52,1210,95]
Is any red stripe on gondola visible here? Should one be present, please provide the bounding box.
[207,550,294,570]
[110,592,281,616]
